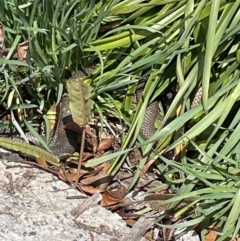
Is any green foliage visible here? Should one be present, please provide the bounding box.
[1,0,240,239]
[0,137,60,165]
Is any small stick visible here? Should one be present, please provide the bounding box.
[75,127,86,186]
[4,172,14,194]
[70,192,102,217]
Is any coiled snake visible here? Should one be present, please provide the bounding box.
[1,68,202,157]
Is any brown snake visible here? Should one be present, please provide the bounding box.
[0,68,202,157]
[139,86,203,139]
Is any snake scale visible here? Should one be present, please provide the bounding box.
[0,68,202,157]
[139,86,203,139]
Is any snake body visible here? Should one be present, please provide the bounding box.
[0,68,202,157]
[0,94,78,159]
[44,69,203,153]
[48,94,78,157]
[139,86,203,139]
[38,71,92,158]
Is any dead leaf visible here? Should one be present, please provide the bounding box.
[101,190,125,207]
[67,172,87,182]
[17,40,29,61]
[85,125,98,152]
[129,148,142,166]
[80,170,112,189]
[108,184,126,199]
[204,227,219,241]
[97,136,114,152]
[85,124,92,135]
[140,158,155,177]
[77,184,105,195]
[56,167,85,183]
[203,226,240,241]
[35,157,48,167]
[97,161,111,172]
